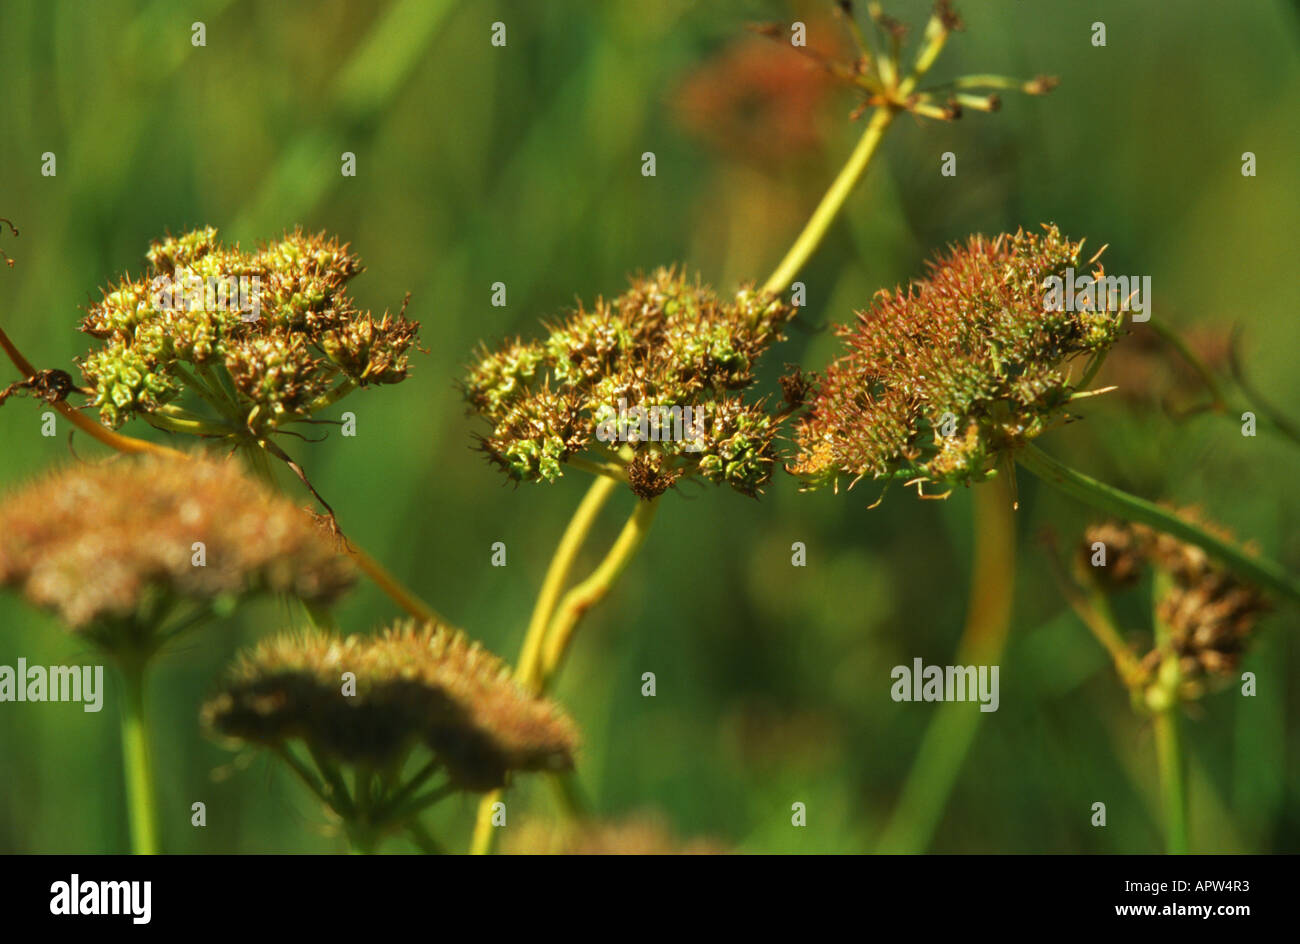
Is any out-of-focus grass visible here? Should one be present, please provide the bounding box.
[0,0,1296,853]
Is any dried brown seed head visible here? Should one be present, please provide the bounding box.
[204,621,579,791]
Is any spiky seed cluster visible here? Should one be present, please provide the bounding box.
[791,226,1122,495]
[463,268,793,498]
[204,621,579,791]
[1082,511,1270,695]
[0,454,353,636]
[77,227,419,431]
[504,813,726,855]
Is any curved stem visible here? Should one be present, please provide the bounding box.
[345,539,450,627]
[758,6,952,297]
[1016,443,1300,603]
[516,477,619,689]
[761,106,896,296]
[877,475,1015,853]
[469,476,618,856]
[471,494,659,855]
[539,496,661,685]
[118,659,159,855]
[1,326,189,458]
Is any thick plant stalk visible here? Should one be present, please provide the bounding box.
[1153,710,1188,854]
[118,660,159,855]
[469,476,617,855]
[539,496,661,685]
[877,476,1015,852]
[1016,443,1300,603]
[469,493,659,854]
[516,477,619,688]
[1149,571,1188,854]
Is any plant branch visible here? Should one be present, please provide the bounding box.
[1016,443,1300,603]
[761,105,895,296]
[0,325,187,459]
[877,475,1015,853]
[469,476,618,856]
[539,495,661,685]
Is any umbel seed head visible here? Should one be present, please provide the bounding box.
[463,267,793,499]
[76,227,419,433]
[204,621,579,791]
[791,225,1122,496]
[0,453,353,638]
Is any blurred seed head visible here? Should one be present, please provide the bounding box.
[204,621,579,791]
[1081,510,1270,697]
[504,812,726,855]
[675,14,843,169]
[790,225,1122,495]
[463,267,793,498]
[1079,521,1144,591]
[0,453,354,637]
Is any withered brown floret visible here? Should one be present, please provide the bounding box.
[1080,521,1144,590]
[1081,509,1270,697]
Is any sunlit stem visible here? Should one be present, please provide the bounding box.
[469,476,618,856]
[539,495,662,684]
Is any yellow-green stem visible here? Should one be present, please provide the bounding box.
[877,475,1015,852]
[469,476,618,855]
[346,540,451,627]
[118,660,159,855]
[539,496,661,685]
[1150,571,1188,854]
[1152,706,1187,854]
[1017,443,1300,603]
[761,106,895,296]
[517,477,619,689]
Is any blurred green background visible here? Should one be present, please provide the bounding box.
[1,0,1297,853]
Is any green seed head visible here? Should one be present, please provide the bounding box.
[463,267,793,499]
